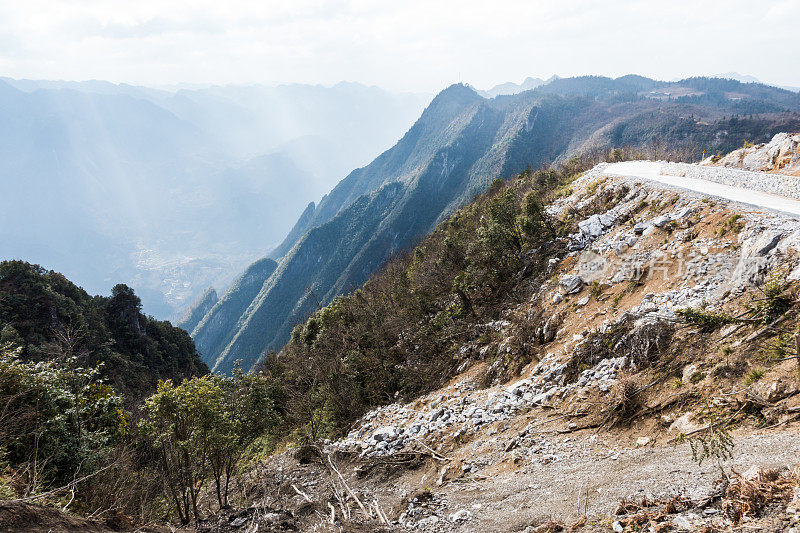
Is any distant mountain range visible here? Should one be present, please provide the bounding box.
[186,75,800,374]
[487,73,800,96]
[711,72,799,92]
[0,79,431,318]
[478,76,553,97]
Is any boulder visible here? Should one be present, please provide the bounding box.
[753,232,782,256]
[599,212,616,227]
[372,426,398,442]
[559,275,584,294]
[673,206,696,220]
[669,412,707,434]
[578,215,605,238]
[651,215,671,228]
[672,515,693,530]
[542,314,561,343]
[506,379,532,397]
[449,509,473,523]
[752,379,798,403]
[682,364,698,383]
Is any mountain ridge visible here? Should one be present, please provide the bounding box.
[0,78,430,318]
[193,75,800,374]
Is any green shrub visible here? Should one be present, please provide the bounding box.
[139,368,279,523]
[749,275,793,324]
[744,369,765,386]
[679,400,734,475]
[717,214,744,236]
[677,307,737,332]
[0,343,127,492]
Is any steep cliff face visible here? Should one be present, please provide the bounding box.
[191,258,277,365]
[176,288,218,333]
[196,77,800,373]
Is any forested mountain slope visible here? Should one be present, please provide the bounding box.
[190,258,278,361]
[176,288,218,333]
[0,260,207,398]
[194,76,800,373]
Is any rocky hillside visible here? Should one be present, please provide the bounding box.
[202,142,800,532]
[191,76,800,373]
[701,131,800,175]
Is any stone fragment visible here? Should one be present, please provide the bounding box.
[449,509,473,522]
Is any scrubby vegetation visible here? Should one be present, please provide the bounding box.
[676,307,737,332]
[262,151,642,442]
[0,344,127,493]
[0,262,210,522]
[139,369,280,524]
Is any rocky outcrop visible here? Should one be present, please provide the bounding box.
[701,132,800,175]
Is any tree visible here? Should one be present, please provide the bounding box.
[208,364,280,509]
[465,187,524,292]
[518,190,555,243]
[139,377,220,524]
[140,371,280,522]
[106,284,143,341]
[678,399,734,479]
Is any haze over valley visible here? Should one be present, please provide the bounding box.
[0,79,430,317]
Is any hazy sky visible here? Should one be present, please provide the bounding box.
[0,0,797,92]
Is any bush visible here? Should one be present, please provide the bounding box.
[679,400,734,475]
[717,214,744,236]
[744,368,765,386]
[749,275,793,324]
[0,343,127,494]
[677,307,737,332]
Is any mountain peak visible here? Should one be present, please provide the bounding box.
[432,83,482,104]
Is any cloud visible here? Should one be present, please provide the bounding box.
[87,17,224,40]
[0,0,796,91]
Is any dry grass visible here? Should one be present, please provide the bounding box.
[610,469,799,531]
[603,375,643,426]
[722,468,798,524]
[528,520,564,532]
[612,495,691,532]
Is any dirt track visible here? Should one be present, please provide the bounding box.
[416,427,800,531]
